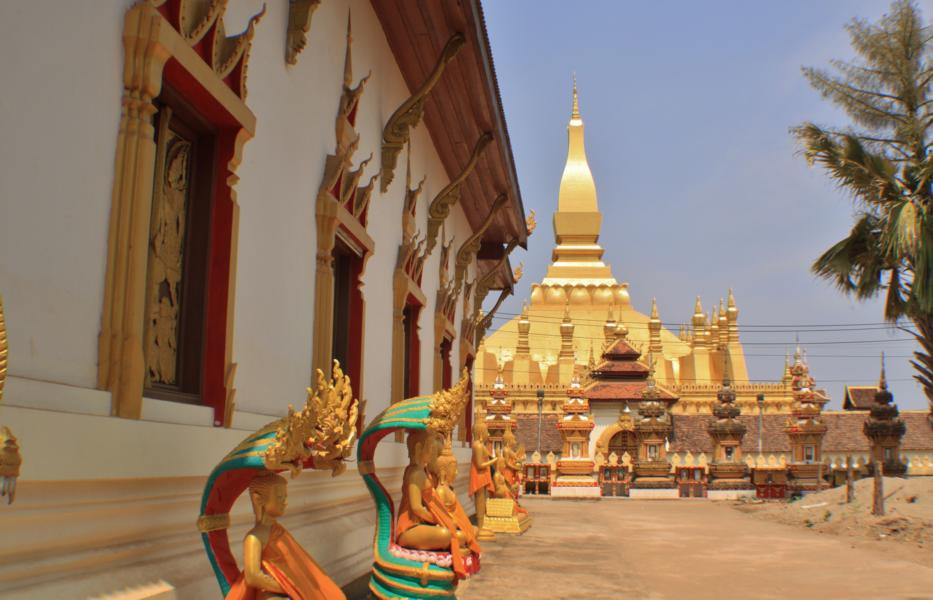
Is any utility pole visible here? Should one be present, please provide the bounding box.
[845,454,854,504]
[872,460,885,516]
[756,393,765,456]
[536,388,545,455]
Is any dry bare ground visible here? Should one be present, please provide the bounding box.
[737,476,933,566]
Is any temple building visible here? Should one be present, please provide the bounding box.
[476,84,933,499]
[0,1,528,596]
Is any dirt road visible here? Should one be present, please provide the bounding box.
[457,498,933,600]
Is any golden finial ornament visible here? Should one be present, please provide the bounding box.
[526,210,537,236]
[571,73,581,120]
[426,368,471,436]
[512,261,524,283]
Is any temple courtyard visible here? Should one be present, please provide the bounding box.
[457,498,933,599]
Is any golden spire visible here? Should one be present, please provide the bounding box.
[649,297,662,353]
[692,296,705,328]
[343,10,353,88]
[544,76,615,285]
[571,73,581,120]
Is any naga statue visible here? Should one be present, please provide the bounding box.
[0,296,21,504]
[198,361,359,600]
[357,370,481,599]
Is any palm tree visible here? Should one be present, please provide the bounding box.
[793,0,933,415]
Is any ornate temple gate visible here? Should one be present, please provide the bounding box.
[523,463,551,495]
[752,468,788,499]
[676,467,707,498]
[599,466,629,497]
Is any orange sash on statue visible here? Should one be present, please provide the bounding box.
[397,473,439,535]
[469,462,494,495]
[225,523,345,600]
[501,466,517,487]
[425,490,480,580]
[396,473,479,580]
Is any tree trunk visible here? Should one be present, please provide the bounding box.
[872,461,885,517]
[846,455,854,504]
[908,313,933,418]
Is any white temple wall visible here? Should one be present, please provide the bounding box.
[0,0,127,388]
[590,401,623,457]
[0,0,481,595]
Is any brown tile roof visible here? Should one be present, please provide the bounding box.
[513,411,933,458]
[669,414,791,454]
[592,360,649,376]
[668,410,933,455]
[586,381,678,401]
[514,413,562,453]
[603,338,641,360]
[843,386,876,410]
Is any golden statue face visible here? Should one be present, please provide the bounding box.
[262,481,288,518]
[423,434,443,470]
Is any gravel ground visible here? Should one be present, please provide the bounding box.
[457,497,933,600]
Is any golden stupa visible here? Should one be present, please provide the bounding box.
[477,81,759,415]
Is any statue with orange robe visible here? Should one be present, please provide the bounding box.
[396,429,480,580]
[469,421,497,537]
[225,472,345,600]
[499,430,523,493]
[493,455,528,516]
[434,440,480,550]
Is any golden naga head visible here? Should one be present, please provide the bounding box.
[426,368,471,437]
[526,210,537,236]
[264,360,360,478]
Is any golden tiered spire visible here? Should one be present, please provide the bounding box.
[544,77,616,284]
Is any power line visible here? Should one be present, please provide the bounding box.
[479,327,918,346]
[488,310,918,333]
[468,364,919,384]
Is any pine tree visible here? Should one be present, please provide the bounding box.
[794,0,933,415]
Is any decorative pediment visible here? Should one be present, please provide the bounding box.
[316,13,373,233]
[435,235,458,324]
[396,146,428,284]
[152,0,266,99]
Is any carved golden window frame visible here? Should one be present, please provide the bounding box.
[391,271,426,403]
[98,2,257,424]
[433,313,456,393]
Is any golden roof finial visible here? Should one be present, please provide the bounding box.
[650,297,659,320]
[878,351,888,390]
[343,9,353,88]
[571,73,581,120]
[545,72,616,285]
[727,288,736,309]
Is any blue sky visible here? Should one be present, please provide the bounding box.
[483,0,933,410]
